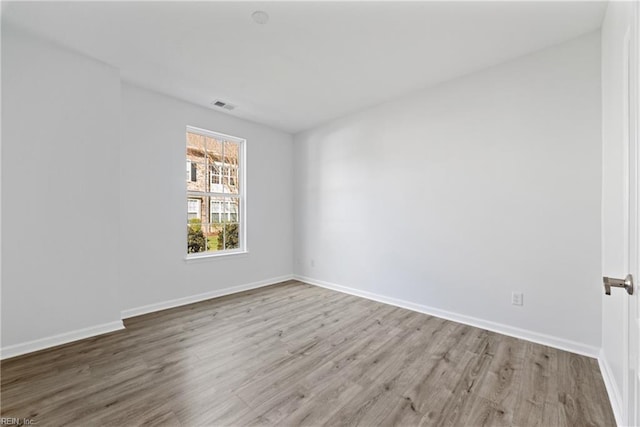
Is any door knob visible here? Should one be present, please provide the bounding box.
[603,274,634,295]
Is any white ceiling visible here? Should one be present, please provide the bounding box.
[2,1,607,134]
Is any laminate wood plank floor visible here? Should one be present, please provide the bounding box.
[1,280,616,426]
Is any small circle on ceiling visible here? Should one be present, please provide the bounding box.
[251,11,269,25]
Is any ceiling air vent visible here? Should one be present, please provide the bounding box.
[212,100,236,111]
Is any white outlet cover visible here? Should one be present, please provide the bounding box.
[511,292,524,306]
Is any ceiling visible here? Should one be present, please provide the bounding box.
[2,1,607,134]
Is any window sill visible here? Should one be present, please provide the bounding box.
[184,250,248,263]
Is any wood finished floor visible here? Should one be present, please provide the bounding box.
[1,280,615,427]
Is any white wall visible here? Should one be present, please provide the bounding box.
[600,1,635,420]
[1,25,293,355]
[1,26,122,348]
[294,32,602,352]
[119,84,293,313]
[0,17,605,369]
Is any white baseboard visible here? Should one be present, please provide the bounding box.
[598,350,624,427]
[1,275,294,360]
[121,274,294,319]
[1,320,125,360]
[294,274,600,359]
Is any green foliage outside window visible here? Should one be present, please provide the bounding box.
[187,220,206,253]
[218,223,239,250]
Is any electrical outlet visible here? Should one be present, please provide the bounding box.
[511,292,523,306]
[310,259,315,268]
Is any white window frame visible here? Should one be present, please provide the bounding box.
[185,126,247,260]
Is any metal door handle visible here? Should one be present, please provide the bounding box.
[603,274,634,295]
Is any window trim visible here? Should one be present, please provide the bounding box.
[185,125,247,260]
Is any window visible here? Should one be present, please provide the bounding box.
[209,199,239,224]
[186,160,197,182]
[210,164,222,185]
[186,127,245,257]
[187,198,201,220]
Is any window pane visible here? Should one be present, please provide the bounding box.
[205,197,238,251]
[187,132,205,151]
[190,162,197,182]
[204,222,222,252]
[186,162,206,191]
[186,196,230,254]
[187,198,201,220]
[187,132,205,187]
[187,218,207,254]
[210,199,223,223]
[206,137,223,193]
[223,141,239,194]
[222,223,240,249]
[210,163,222,186]
[221,199,240,249]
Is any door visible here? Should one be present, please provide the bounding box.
[604,3,640,424]
[624,4,639,424]
[602,2,640,424]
